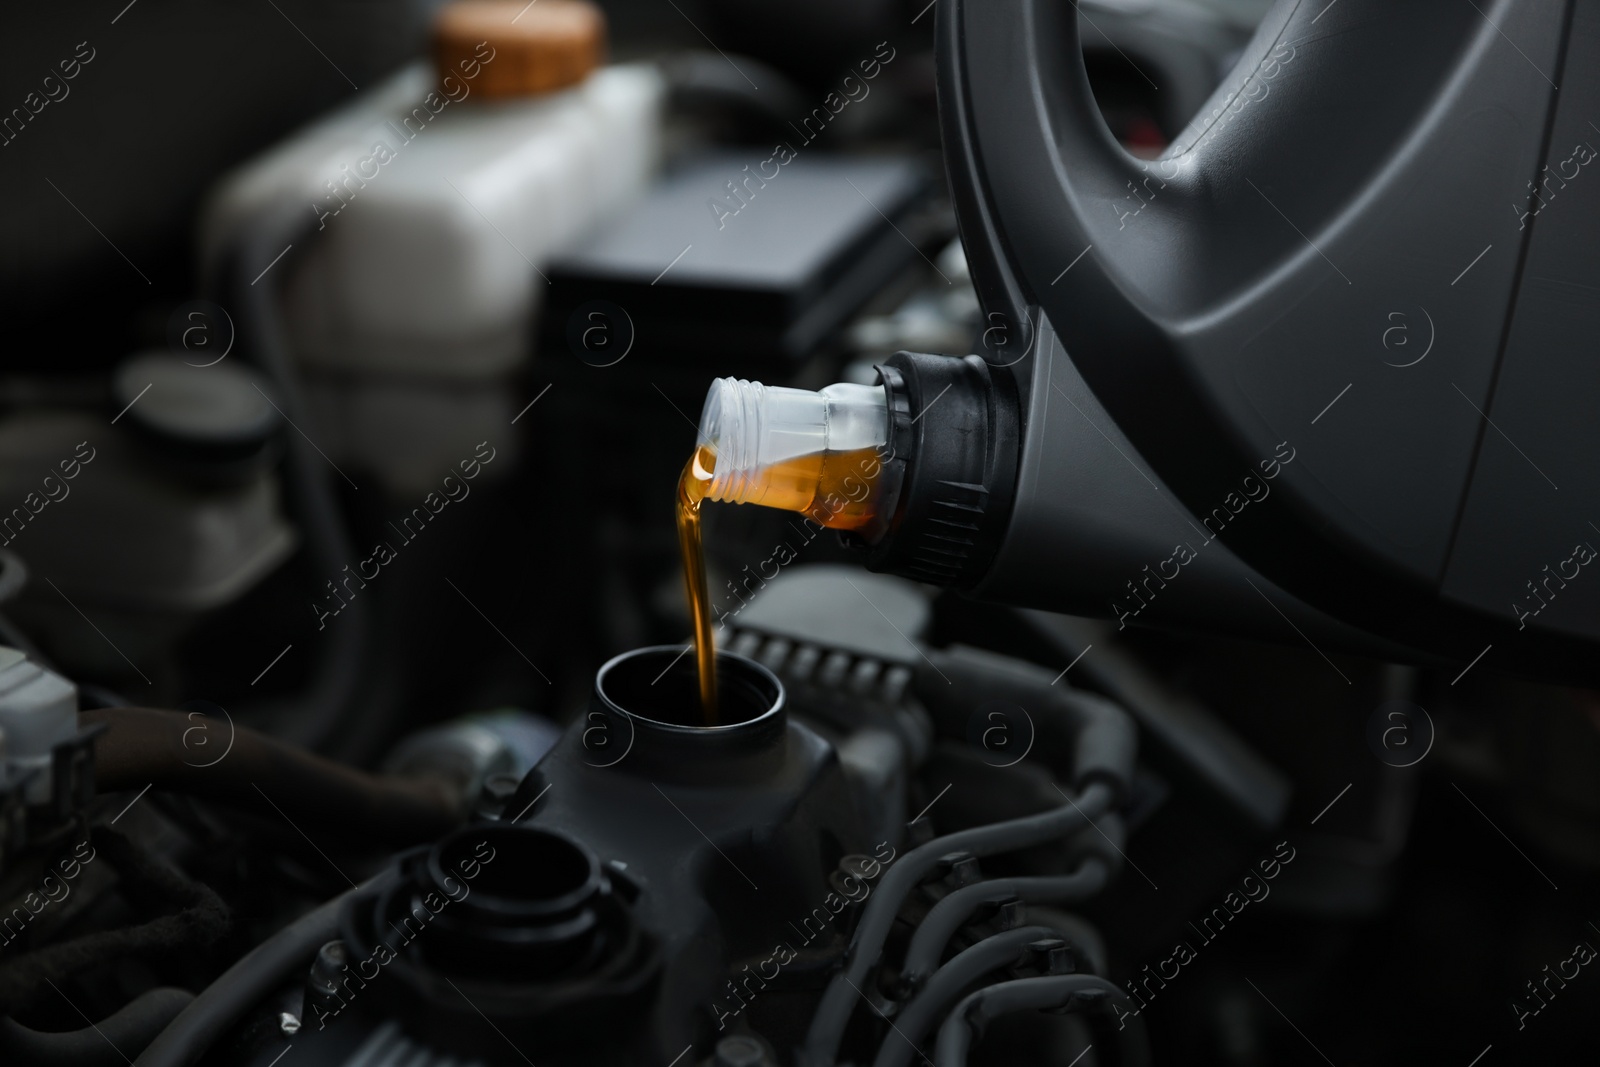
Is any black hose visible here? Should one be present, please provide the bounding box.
[933,975,1150,1067]
[133,876,382,1067]
[798,781,1115,1067]
[914,645,1137,801]
[85,707,465,846]
[873,925,1075,1067]
[210,203,373,760]
[662,51,812,133]
[0,987,194,1066]
[898,859,1109,991]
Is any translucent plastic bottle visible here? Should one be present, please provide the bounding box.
[201,0,661,493]
[204,6,661,381]
[678,378,892,723]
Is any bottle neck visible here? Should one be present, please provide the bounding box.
[695,377,889,508]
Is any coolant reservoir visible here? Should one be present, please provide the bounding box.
[687,377,895,534]
[205,0,661,379]
[201,1,660,493]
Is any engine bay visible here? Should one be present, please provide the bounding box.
[2,1,1599,1065]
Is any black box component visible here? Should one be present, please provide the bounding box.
[543,154,931,367]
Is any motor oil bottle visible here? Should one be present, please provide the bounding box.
[678,378,892,723]
[707,0,1600,684]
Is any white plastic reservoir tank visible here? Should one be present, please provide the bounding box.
[201,0,662,490]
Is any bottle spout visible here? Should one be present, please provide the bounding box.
[692,376,893,534]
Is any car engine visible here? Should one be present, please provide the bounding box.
[1,1,1597,1066]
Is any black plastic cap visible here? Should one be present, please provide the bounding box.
[865,351,1019,588]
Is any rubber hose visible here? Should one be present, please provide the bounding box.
[799,781,1114,1067]
[0,987,194,1066]
[874,925,1078,1067]
[214,203,373,760]
[133,877,383,1067]
[85,707,464,845]
[933,974,1149,1067]
[899,859,1109,989]
[914,645,1137,802]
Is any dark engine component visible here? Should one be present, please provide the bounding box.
[272,645,900,1065]
[172,631,1142,1067]
[330,824,660,1060]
